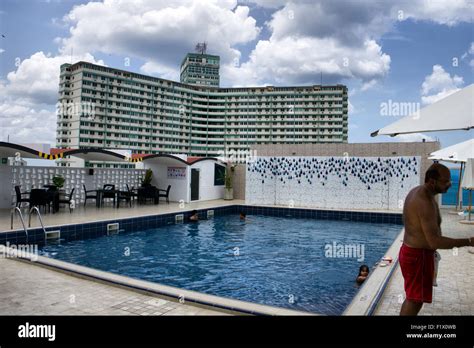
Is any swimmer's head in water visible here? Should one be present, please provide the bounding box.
[359,265,369,277]
[425,163,452,194]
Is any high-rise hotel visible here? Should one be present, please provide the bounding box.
[56,52,348,166]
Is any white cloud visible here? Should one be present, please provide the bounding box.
[57,0,260,80]
[393,133,435,142]
[0,101,57,144]
[348,101,356,115]
[463,42,474,68]
[360,79,378,91]
[224,1,393,86]
[1,51,103,105]
[227,0,473,87]
[2,0,473,145]
[249,0,474,28]
[0,48,4,54]
[223,36,391,86]
[247,0,287,9]
[399,0,474,26]
[43,0,474,89]
[140,61,179,81]
[0,51,104,144]
[1,0,259,145]
[421,65,464,105]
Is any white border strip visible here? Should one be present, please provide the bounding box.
[343,228,404,315]
[4,246,313,316]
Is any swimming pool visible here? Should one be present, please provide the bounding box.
[39,212,401,315]
[442,168,470,206]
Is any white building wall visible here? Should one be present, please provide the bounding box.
[144,162,189,203]
[0,165,14,209]
[245,156,420,211]
[3,166,144,208]
[191,160,225,201]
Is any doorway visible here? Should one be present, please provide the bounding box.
[191,168,200,201]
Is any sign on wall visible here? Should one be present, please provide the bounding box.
[167,167,186,179]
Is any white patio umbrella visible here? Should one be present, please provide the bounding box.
[371,84,474,137]
[429,139,474,210]
[461,158,474,222]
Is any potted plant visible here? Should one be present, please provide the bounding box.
[224,168,233,200]
[141,169,153,187]
[52,175,65,191]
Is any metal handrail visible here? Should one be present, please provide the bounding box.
[10,207,28,242]
[28,206,46,234]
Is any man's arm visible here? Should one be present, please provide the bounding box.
[419,200,472,250]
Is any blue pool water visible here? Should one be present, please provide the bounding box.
[39,215,401,315]
[442,168,470,206]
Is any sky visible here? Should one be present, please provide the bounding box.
[0,0,472,149]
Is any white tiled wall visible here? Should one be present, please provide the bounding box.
[10,166,145,206]
[245,156,420,211]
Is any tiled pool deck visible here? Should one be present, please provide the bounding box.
[0,256,226,316]
[0,200,241,316]
[0,200,471,315]
[374,209,474,315]
[2,199,243,232]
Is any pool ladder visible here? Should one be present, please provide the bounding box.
[10,206,47,243]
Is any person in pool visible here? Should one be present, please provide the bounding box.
[356,265,369,285]
[239,212,246,220]
[189,210,199,222]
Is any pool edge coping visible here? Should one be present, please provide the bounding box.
[2,246,314,317]
[3,202,402,235]
[2,203,404,316]
[343,228,404,316]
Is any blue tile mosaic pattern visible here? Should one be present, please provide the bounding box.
[246,156,420,210]
[1,205,402,246]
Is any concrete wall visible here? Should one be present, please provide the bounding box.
[190,161,225,201]
[144,162,189,203]
[232,164,246,200]
[143,159,225,203]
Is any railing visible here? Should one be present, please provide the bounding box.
[10,207,28,242]
[28,207,46,235]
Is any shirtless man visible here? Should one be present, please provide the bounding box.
[399,163,473,315]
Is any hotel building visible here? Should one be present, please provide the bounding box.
[56,57,348,167]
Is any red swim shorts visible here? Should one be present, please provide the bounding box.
[399,243,435,303]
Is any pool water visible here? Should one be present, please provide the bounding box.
[441,168,470,206]
[39,214,401,315]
